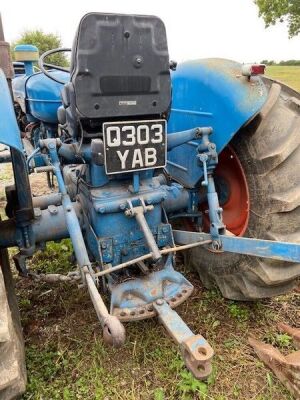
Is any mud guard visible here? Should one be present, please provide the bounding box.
[167,58,268,188]
[0,69,23,153]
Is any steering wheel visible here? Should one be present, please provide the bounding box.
[38,47,71,84]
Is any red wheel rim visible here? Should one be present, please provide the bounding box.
[181,146,250,236]
[201,145,250,236]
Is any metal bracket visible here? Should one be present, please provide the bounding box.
[196,128,225,239]
[173,230,300,263]
[110,256,194,321]
[198,154,209,186]
[153,299,214,379]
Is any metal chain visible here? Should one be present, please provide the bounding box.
[28,270,81,283]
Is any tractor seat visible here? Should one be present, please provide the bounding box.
[60,12,171,138]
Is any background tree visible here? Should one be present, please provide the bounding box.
[255,0,300,37]
[11,30,69,67]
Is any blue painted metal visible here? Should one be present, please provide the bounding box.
[110,255,193,319]
[45,140,94,275]
[0,69,23,153]
[132,172,140,193]
[12,70,68,123]
[167,58,268,187]
[173,230,300,263]
[196,129,225,238]
[153,298,214,379]
[206,175,225,238]
[0,203,83,249]
[153,298,207,345]
[14,44,38,55]
[167,127,200,150]
[11,58,268,174]
[14,44,39,76]
[89,163,109,187]
[23,62,34,77]
[71,171,187,266]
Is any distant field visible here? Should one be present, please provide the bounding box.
[266,65,300,92]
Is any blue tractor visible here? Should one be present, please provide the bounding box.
[0,12,299,398]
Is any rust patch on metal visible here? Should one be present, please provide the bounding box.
[112,285,193,322]
[181,335,214,380]
[249,324,300,399]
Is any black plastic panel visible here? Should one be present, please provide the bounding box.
[71,13,171,119]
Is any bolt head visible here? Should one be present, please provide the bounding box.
[48,205,58,215]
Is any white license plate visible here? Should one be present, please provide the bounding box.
[103,119,166,174]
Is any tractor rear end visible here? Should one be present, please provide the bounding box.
[0,12,299,399]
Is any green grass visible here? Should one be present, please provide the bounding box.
[0,163,13,219]
[266,65,300,92]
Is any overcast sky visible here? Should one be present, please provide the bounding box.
[1,0,299,63]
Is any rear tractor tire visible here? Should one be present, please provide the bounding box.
[188,79,300,300]
[0,248,26,399]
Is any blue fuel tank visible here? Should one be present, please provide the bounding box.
[12,70,69,124]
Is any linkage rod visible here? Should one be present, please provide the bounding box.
[94,240,212,278]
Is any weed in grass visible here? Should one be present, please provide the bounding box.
[211,319,221,329]
[28,239,74,274]
[275,333,293,348]
[162,351,186,380]
[153,387,165,400]
[25,345,64,396]
[19,297,31,310]
[223,338,240,349]
[266,371,273,390]
[232,384,241,398]
[227,302,249,322]
[203,288,221,300]
[177,370,208,399]
[264,331,293,348]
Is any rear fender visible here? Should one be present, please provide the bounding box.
[167,58,268,188]
[0,69,23,153]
